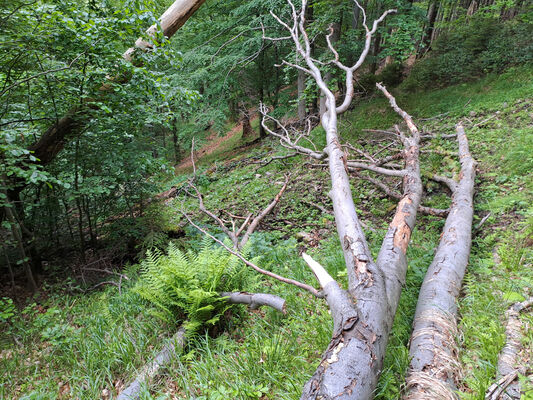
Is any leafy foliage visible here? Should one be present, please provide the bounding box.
[404,15,533,90]
[134,238,258,335]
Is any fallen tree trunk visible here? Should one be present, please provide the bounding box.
[405,124,477,399]
[117,327,186,400]
[485,297,533,400]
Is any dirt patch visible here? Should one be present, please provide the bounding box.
[175,116,258,173]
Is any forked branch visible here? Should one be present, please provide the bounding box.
[189,175,290,250]
[180,210,322,298]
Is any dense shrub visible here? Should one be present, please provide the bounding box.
[403,17,533,90]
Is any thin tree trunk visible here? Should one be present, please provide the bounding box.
[2,244,16,290]
[298,69,306,121]
[3,197,38,291]
[422,2,439,54]
[405,124,477,399]
[62,198,75,242]
[74,139,86,262]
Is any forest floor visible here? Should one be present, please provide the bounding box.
[1,66,532,399]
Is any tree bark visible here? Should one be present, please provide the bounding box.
[485,297,533,400]
[241,108,254,140]
[298,69,307,121]
[405,124,477,399]
[319,21,341,117]
[117,328,186,400]
[300,81,422,399]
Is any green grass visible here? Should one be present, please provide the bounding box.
[1,65,532,399]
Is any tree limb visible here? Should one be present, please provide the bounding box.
[221,291,287,314]
[180,210,322,298]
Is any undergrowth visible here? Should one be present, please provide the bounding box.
[1,66,532,399]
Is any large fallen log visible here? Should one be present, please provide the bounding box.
[405,124,477,399]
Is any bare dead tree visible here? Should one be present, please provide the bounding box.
[404,124,477,399]
[187,174,289,250]
[258,1,440,397]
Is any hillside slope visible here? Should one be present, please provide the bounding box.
[1,66,531,400]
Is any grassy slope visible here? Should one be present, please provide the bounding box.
[1,66,531,399]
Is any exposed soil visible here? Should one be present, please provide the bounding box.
[175,116,259,173]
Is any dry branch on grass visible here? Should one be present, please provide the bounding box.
[485,297,533,400]
[405,124,477,400]
[187,174,289,250]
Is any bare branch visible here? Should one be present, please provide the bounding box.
[376,83,419,139]
[259,104,326,160]
[190,137,197,176]
[255,152,299,169]
[302,252,335,288]
[240,175,290,248]
[430,174,458,192]
[189,184,238,248]
[221,291,287,314]
[180,210,322,298]
[346,161,406,177]
[353,171,449,217]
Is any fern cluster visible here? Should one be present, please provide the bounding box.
[134,238,258,336]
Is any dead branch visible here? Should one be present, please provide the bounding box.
[240,175,289,248]
[83,267,130,281]
[485,297,533,400]
[180,210,322,298]
[352,171,449,217]
[117,327,186,400]
[430,174,458,192]
[256,152,299,169]
[188,175,289,250]
[221,291,287,314]
[474,212,492,232]
[302,200,332,215]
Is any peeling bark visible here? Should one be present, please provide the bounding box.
[299,82,420,399]
[405,124,477,399]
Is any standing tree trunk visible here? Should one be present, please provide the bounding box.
[297,69,307,121]
[421,1,439,55]
[1,184,38,291]
[240,107,254,140]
